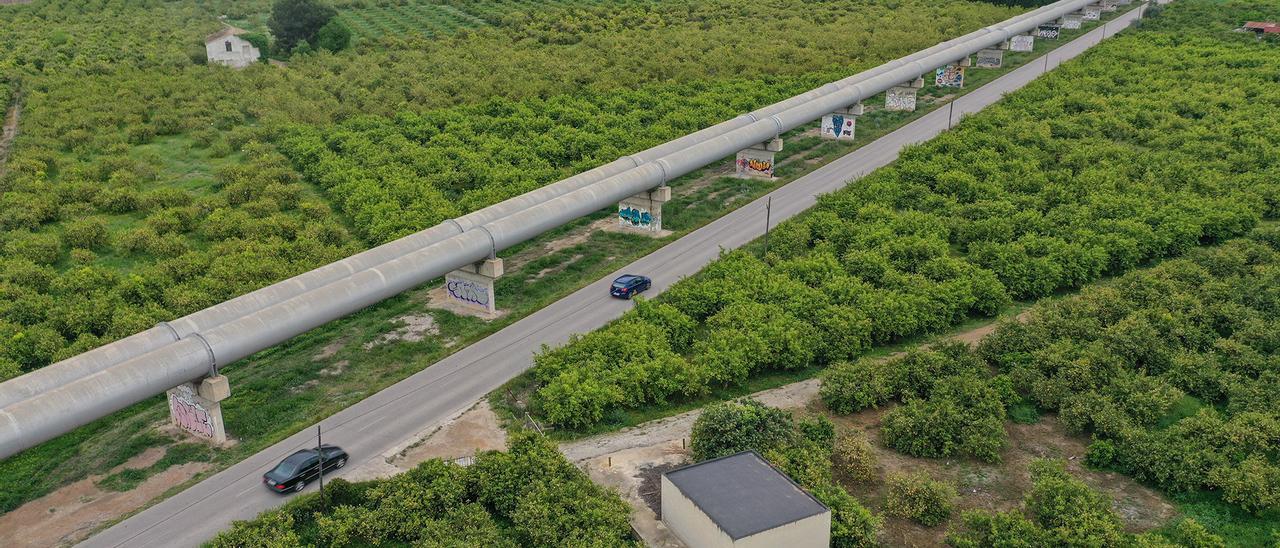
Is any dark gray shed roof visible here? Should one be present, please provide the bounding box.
[663,450,829,540]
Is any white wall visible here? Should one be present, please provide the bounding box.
[738,511,831,548]
[206,35,259,69]
[662,476,735,548]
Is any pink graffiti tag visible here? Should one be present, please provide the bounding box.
[169,391,215,438]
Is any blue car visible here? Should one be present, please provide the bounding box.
[610,274,652,299]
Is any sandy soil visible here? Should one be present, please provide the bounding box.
[0,98,21,178]
[343,399,510,482]
[0,448,211,548]
[362,313,441,349]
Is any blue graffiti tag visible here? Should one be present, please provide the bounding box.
[619,206,653,227]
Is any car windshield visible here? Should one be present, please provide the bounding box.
[270,452,312,477]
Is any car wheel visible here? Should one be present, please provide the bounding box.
[336,458,346,469]
[294,480,306,492]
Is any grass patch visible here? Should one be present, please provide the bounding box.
[1169,491,1280,547]
[1008,402,1041,424]
[1157,395,1204,429]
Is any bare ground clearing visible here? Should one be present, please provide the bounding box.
[0,448,211,548]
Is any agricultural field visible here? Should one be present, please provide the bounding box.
[0,0,1049,525]
[521,0,1280,434]
[0,0,1022,377]
[335,0,487,40]
[822,232,1280,543]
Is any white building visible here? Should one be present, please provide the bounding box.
[661,451,831,548]
[205,26,260,69]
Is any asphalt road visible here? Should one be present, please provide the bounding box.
[80,9,1140,547]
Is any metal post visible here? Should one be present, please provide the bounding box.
[316,425,324,504]
[948,101,956,129]
[763,196,772,257]
[1044,53,1050,74]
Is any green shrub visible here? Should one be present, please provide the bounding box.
[831,431,878,483]
[885,471,957,527]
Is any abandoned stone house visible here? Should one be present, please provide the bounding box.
[204,26,260,68]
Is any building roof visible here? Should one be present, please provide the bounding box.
[663,450,829,540]
[205,25,248,43]
[1243,21,1278,30]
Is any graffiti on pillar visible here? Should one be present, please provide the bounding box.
[1083,7,1101,20]
[1100,0,1117,11]
[975,49,1003,68]
[169,385,215,439]
[1037,24,1061,39]
[885,87,916,112]
[1063,14,1083,29]
[935,65,965,88]
[820,114,855,140]
[619,205,654,229]
[735,150,774,178]
[1116,0,1131,5]
[446,277,491,307]
[1009,35,1035,52]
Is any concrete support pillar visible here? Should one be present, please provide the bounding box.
[618,185,672,234]
[167,375,230,444]
[1009,32,1036,52]
[1082,6,1102,20]
[735,137,782,179]
[935,62,966,89]
[821,103,862,141]
[444,258,503,314]
[886,77,924,112]
[1062,13,1083,29]
[1037,22,1062,39]
[1100,0,1117,12]
[1116,0,1132,5]
[976,48,1004,68]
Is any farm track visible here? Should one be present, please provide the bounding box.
[0,95,20,180]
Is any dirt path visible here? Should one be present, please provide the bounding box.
[0,95,21,179]
[0,448,212,548]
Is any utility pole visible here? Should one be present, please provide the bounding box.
[316,425,325,505]
[1044,53,1050,74]
[948,100,955,129]
[763,196,772,258]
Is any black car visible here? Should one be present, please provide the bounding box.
[610,274,651,299]
[263,445,348,494]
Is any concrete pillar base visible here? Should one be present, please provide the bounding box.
[1009,33,1036,52]
[445,258,503,314]
[976,48,1004,68]
[167,376,229,444]
[1038,23,1062,40]
[735,138,782,179]
[618,185,672,234]
[886,78,923,112]
[1082,6,1102,20]
[821,104,861,141]
[935,63,966,89]
[1100,0,1117,12]
[1063,13,1083,29]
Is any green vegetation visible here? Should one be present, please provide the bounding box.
[524,0,1280,437]
[689,399,881,547]
[207,432,638,547]
[948,459,1225,547]
[0,0,1099,517]
[885,471,957,527]
[980,234,1280,519]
